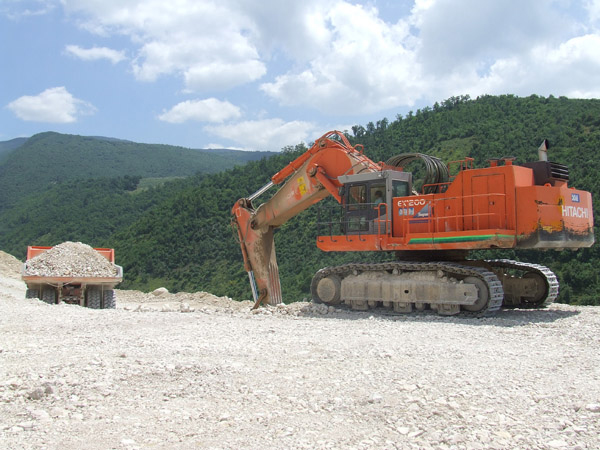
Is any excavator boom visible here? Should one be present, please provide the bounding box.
[231,131,383,306]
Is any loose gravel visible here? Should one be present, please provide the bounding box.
[1,250,599,449]
[23,242,119,278]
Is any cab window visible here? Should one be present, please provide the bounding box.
[348,185,367,210]
[371,185,385,205]
[393,180,409,198]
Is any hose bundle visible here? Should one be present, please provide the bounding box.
[385,153,449,194]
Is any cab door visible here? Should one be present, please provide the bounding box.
[470,174,506,230]
[344,184,370,233]
[343,182,388,234]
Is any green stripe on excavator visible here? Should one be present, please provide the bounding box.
[408,234,515,244]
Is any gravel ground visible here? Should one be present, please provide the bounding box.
[1,250,600,449]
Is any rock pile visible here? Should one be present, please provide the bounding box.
[23,242,119,278]
[0,251,22,280]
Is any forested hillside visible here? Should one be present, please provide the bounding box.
[2,95,599,305]
[0,175,202,257]
[0,137,27,162]
[0,132,271,210]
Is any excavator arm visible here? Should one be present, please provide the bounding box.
[231,131,383,307]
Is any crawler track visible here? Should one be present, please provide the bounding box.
[311,261,504,317]
[486,259,558,307]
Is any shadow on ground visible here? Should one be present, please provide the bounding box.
[293,303,581,328]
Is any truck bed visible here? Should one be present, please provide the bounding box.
[21,265,123,285]
[22,245,123,286]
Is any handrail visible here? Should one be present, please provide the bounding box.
[374,203,390,240]
[317,190,510,242]
[447,157,474,172]
[421,182,451,194]
[316,201,387,242]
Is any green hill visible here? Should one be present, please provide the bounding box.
[0,137,27,162]
[1,95,599,305]
[0,175,192,257]
[0,132,272,210]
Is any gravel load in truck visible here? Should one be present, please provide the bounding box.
[24,241,119,278]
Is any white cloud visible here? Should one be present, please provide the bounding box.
[2,0,56,20]
[476,34,600,98]
[158,98,241,123]
[183,62,266,93]
[65,44,126,64]
[54,0,600,123]
[260,2,421,114]
[261,1,600,112]
[205,118,317,151]
[205,142,244,150]
[6,87,96,123]
[586,0,600,23]
[235,0,336,62]
[62,0,267,91]
[413,0,571,75]
[130,34,267,91]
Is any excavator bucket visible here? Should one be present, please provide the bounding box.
[232,201,282,307]
[248,226,282,307]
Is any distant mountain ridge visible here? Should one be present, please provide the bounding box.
[0,137,28,161]
[0,131,273,210]
[0,133,268,158]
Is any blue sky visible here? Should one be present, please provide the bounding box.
[1,0,600,151]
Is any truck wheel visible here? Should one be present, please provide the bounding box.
[26,289,39,299]
[86,286,102,309]
[41,287,57,304]
[103,289,116,309]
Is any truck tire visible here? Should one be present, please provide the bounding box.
[42,286,57,304]
[86,286,102,309]
[103,289,116,309]
[26,288,39,299]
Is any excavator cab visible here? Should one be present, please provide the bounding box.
[338,170,412,235]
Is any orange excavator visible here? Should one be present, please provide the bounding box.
[231,131,594,316]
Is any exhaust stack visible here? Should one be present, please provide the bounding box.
[538,139,549,161]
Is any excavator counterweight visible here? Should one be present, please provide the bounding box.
[232,131,594,316]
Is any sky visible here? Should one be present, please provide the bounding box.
[1,0,600,151]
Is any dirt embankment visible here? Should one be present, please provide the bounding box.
[1,250,599,449]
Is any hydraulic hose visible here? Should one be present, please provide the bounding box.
[385,153,449,194]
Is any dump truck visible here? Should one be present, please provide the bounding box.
[232,131,594,316]
[22,243,123,309]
